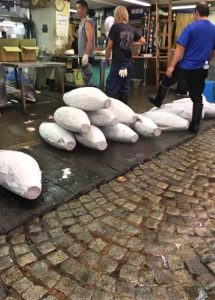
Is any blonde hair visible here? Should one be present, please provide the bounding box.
[114,6,129,23]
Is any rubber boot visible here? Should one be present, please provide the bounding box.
[119,92,128,104]
[148,84,168,108]
[189,103,203,134]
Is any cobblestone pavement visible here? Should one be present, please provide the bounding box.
[1,128,215,300]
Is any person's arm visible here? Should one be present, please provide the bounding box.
[211,50,215,58]
[105,39,113,62]
[133,36,146,46]
[166,43,185,77]
[84,21,94,55]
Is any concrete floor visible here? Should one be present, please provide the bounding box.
[0,85,215,299]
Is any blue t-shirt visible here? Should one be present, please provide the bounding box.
[108,23,141,65]
[177,19,215,69]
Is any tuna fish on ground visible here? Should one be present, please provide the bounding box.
[173,96,215,118]
[143,110,189,131]
[109,98,138,124]
[101,123,139,143]
[87,109,118,127]
[133,115,161,137]
[0,150,42,200]
[39,122,76,151]
[63,87,111,111]
[75,125,107,151]
[150,102,194,121]
[54,106,91,133]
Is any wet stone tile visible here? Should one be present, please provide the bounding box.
[30,233,49,244]
[0,245,10,257]
[91,290,113,300]
[108,245,127,261]
[1,266,23,285]
[21,285,47,300]
[0,256,13,271]
[46,250,68,266]
[26,261,48,279]
[40,270,61,289]
[10,234,25,245]
[37,241,56,255]
[95,274,116,293]
[119,264,139,284]
[11,277,34,294]
[197,273,215,290]
[0,236,6,244]
[17,252,37,267]
[13,244,30,256]
[80,250,100,266]
[127,213,143,225]
[89,238,108,253]
[97,256,118,274]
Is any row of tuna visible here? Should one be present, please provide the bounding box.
[2,88,215,200]
[39,87,162,152]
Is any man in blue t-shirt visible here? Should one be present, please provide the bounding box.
[105,6,145,104]
[149,2,215,133]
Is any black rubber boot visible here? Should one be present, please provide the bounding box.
[148,84,168,108]
[119,92,128,104]
[189,103,203,134]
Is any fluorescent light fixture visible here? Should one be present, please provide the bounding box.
[70,9,77,13]
[122,0,151,7]
[172,5,195,10]
[172,3,211,10]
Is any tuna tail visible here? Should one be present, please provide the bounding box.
[148,84,168,108]
[189,102,203,134]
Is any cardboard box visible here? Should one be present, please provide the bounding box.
[0,38,21,62]
[19,39,39,61]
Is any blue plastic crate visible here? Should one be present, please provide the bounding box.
[203,80,215,103]
[92,66,110,87]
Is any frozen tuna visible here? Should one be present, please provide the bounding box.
[133,115,161,137]
[87,109,118,126]
[39,122,76,151]
[0,150,42,200]
[54,106,90,133]
[109,98,138,124]
[75,125,107,150]
[143,110,189,131]
[102,123,139,143]
[154,102,193,121]
[63,87,111,111]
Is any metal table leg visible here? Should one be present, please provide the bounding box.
[143,58,149,87]
[18,67,27,113]
[61,67,65,95]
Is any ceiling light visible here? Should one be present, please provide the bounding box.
[70,9,77,13]
[172,3,211,10]
[122,0,151,7]
[172,5,195,10]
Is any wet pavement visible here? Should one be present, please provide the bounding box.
[0,86,215,299]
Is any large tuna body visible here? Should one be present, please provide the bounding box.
[54,106,90,133]
[155,102,193,121]
[143,110,189,131]
[0,150,42,200]
[75,125,107,150]
[87,109,118,126]
[39,122,76,151]
[109,98,138,124]
[133,115,161,137]
[63,87,111,111]
[102,123,139,143]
